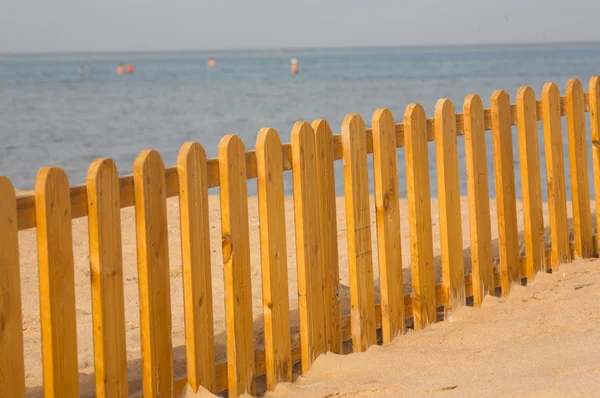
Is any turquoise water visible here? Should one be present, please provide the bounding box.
[1,43,599,198]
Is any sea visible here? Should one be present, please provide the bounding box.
[1,42,599,199]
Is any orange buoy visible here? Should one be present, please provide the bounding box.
[126,63,135,74]
[207,58,216,67]
[116,64,125,75]
[290,58,298,75]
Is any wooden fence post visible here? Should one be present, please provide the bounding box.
[177,142,216,392]
[133,150,174,397]
[490,90,521,294]
[516,86,545,280]
[312,119,342,354]
[541,83,570,269]
[566,79,593,258]
[434,99,465,315]
[86,159,128,398]
[219,135,255,396]
[372,108,404,341]
[292,122,326,370]
[341,114,377,351]
[463,95,494,306]
[404,104,436,330]
[256,128,292,389]
[35,167,80,397]
[0,177,25,398]
[589,76,600,246]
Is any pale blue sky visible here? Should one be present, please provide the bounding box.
[1,0,599,53]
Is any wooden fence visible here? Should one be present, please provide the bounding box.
[2,77,600,397]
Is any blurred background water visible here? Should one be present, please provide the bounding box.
[1,42,599,198]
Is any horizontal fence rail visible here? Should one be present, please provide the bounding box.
[3,78,600,398]
[14,95,589,231]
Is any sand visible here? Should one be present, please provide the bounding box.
[267,258,600,397]
[16,194,593,396]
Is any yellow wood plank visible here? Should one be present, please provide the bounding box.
[341,114,377,351]
[566,79,594,258]
[218,135,256,397]
[177,142,216,392]
[541,83,571,269]
[434,99,465,315]
[133,150,174,398]
[86,159,128,398]
[371,108,405,342]
[312,119,342,354]
[256,128,292,390]
[34,167,79,398]
[0,177,25,398]
[463,95,494,306]
[291,122,326,371]
[589,76,600,243]
[490,90,521,294]
[516,86,545,280]
[404,104,436,330]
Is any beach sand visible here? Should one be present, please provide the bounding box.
[16,194,593,396]
[267,257,600,397]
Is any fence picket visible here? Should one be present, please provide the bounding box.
[312,119,342,354]
[566,79,594,258]
[35,167,79,397]
[256,128,292,389]
[589,76,600,243]
[372,108,405,341]
[434,99,465,314]
[292,122,326,370]
[491,90,521,293]
[341,114,377,351]
[541,83,570,269]
[177,142,216,392]
[464,95,494,306]
[86,159,128,397]
[219,135,256,396]
[516,87,545,279]
[404,104,436,330]
[0,177,25,398]
[133,150,174,397]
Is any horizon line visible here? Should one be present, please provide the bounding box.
[3,39,600,57]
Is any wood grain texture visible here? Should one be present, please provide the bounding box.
[463,95,494,306]
[341,114,377,351]
[35,167,79,398]
[371,108,405,341]
[589,76,600,243]
[566,79,593,258]
[291,122,326,371]
[256,129,292,389]
[516,86,545,280]
[541,83,570,269]
[404,104,436,330]
[218,135,256,397]
[133,150,174,398]
[490,90,521,294]
[86,159,128,398]
[434,99,465,314]
[177,142,216,392]
[312,119,342,354]
[0,177,25,398]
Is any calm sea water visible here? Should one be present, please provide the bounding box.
[1,43,599,199]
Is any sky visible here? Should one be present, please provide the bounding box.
[1,0,600,53]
